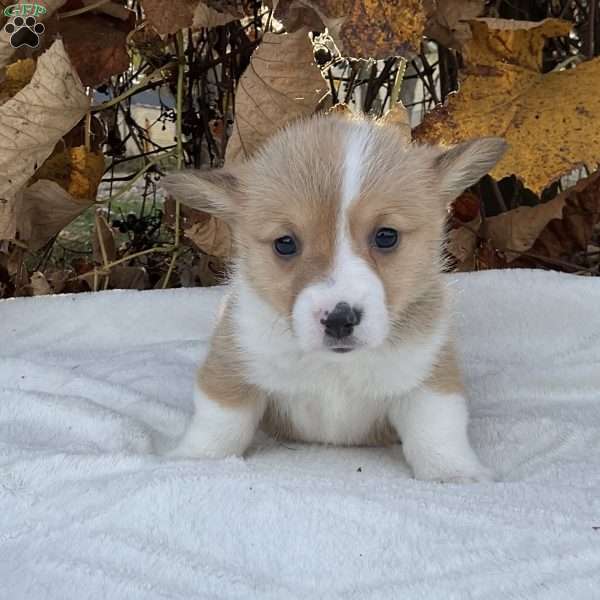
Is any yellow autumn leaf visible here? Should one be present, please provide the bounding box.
[0,58,36,103]
[32,145,105,200]
[274,0,426,59]
[414,18,600,194]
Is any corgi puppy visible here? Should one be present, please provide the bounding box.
[163,114,506,483]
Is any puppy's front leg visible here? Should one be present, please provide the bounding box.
[167,309,266,459]
[387,343,492,483]
[388,388,492,483]
[167,382,266,459]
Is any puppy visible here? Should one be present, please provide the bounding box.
[163,114,506,483]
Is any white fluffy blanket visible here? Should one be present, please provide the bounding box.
[1,269,599,599]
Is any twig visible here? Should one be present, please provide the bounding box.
[390,58,407,106]
[162,30,185,290]
[58,0,110,18]
[99,149,176,204]
[490,179,508,213]
[90,63,177,113]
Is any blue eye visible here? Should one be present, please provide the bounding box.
[374,228,399,250]
[273,235,298,257]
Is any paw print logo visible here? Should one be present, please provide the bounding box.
[4,15,45,49]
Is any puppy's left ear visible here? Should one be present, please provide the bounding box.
[435,137,508,204]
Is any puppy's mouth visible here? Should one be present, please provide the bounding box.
[331,347,354,354]
[323,337,360,354]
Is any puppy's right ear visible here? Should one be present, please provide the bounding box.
[162,168,241,222]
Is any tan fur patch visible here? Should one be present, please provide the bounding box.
[199,298,265,408]
[424,338,465,396]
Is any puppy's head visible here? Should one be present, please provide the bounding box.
[164,115,506,355]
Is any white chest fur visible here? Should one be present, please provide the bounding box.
[231,279,448,445]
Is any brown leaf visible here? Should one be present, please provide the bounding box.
[58,13,133,86]
[275,0,426,59]
[451,190,480,223]
[185,213,232,257]
[326,102,352,116]
[272,0,330,32]
[414,18,600,194]
[141,0,196,35]
[0,39,89,240]
[92,212,117,264]
[164,195,232,257]
[178,254,227,287]
[423,0,484,49]
[487,170,600,264]
[44,268,69,294]
[141,0,251,35]
[29,271,53,296]
[226,29,327,162]
[109,266,150,290]
[192,1,249,28]
[447,215,481,268]
[483,199,565,262]
[17,180,93,251]
[446,190,482,268]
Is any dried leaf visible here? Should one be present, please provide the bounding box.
[485,170,600,263]
[30,271,52,295]
[33,145,105,200]
[92,213,117,264]
[272,0,325,32]
[414,18,600,194]
[379,101,411,143]
[194,255,227,286]
[141,0,251,35]
[226,29,327,162]
[17,180,93,251]
[423,0,484,49]
[58,13,133,86]
[0,39,89,240]
[275,0,426,59]
[327,102,352,116]
[140,0,195,35]
[448,215,481,267]
[44,268,69,294]
[340,0,426,58]
[446,190,481,267]
[192,2,244,27]
[185,213,232,257]
[109,266,150,290]
[178,254,227,287]
[0,0,66,69]
[0,58,36,103]
[484,199,565,261]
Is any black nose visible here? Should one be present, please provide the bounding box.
[321,302,362,339]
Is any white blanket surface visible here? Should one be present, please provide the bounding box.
[1,269,599,599]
